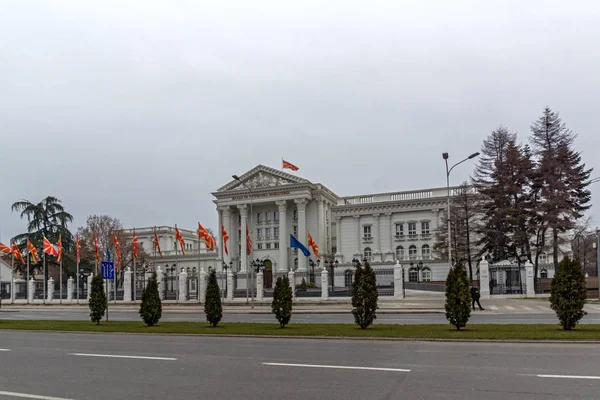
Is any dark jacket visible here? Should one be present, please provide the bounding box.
[470,286,480,300]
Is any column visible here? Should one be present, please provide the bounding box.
[373,213,382,262]
[317,197,325,254]
[295,199,307,272]
[393,260,404,299]
[256,271,264,301]
[67,277,74,302]
[123,267,132,302]
[178,268,188,301]
[238,204,248,273]
[385,212,394,261]
[47,278,54,302]
[217,207,223,261]
[222,207,231,266]
[87,275,93,300]
[28,278,34,303]
[276,200,288,272]
[321,268,328,300]
[199,268,207,303]
[335,216,342,255]
[354,215,361,256]
[479,260,490,299]
[326,206,332,254]
[525,261,535,298]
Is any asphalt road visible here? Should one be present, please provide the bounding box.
[3,309,600,324]
[0,331,599,399]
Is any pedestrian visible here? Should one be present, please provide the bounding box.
[470,285,484,310]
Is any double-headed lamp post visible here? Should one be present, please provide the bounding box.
[232,174,253,304]
[442,151,480,268]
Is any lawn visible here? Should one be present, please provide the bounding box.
[1,320,599,341]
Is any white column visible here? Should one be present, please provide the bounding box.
[222,207,231,266]
[28,278,35,303]
[238,204,248,273]
[525,261,535,298]
[123,267,132,302]
[67,277,74,301]
[393,260,404,299]
[295,199,308,272]
[355,215,361,255]
[288,269,295,301]
[198,268,207,303]
[335,216,342,255]
[321,268,328,300]
[47,278,54,302]
[317,197,325,253]
[179,269,188,301]
[227,269,234,301]
[217,208,223,261]
[10,279,16,304]
[156,266,165,300]
[276,200,288,272]
[479,260,490,299]
[256,271,264,301]
[87,275,93,300]
[385,212,394,262]
[373,213,380,253]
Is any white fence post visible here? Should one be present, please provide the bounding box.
[479,260,490,299]
[226,270,234,301]
[288,270,295,301]
[256,271,264,301]
[28,278,35,303]
[123,267,132,302]
[525,262,535,298]
[393,260,404,299]
[67,277,74,302]
[321,268,328,300]
[47,278,54,302]
[179,269,188,302]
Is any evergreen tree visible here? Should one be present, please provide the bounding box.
[204,269,222,327]
[444,263,471,330]
[550,256,587,330]
[89,273,107,325]
[529,107,593,271]
[351,261,378,329]
[271,276,293,328]
[139,271,162,326]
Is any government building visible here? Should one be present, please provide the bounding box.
[126,164,564,296]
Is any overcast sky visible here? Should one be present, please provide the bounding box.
[1,0,599,242]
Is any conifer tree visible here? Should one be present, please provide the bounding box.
[351,261,378,329]
[271,276,293,328]
[529,107,593,271]
[444,263,471,330]
[89,273,107,325]
[550,256,587,330]
[204,269,222,327]
[139,271,162,326]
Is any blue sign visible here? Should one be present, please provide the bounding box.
[101,261,115,280]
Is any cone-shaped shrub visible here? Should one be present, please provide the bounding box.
[139,271,162,326]
[445,263,471,330]
[204,269,222,327]
[351,261,379,329]
[272,276,293,328]
[89,273,107,325]
[550,256,587,330]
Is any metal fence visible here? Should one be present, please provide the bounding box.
[489,265,524,295]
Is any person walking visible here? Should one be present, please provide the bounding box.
[471,285,484,310]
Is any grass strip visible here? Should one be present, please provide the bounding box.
[1,320,600,340]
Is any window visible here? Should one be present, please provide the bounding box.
[293,210,298,221]
[422,268,431,282]
[540,269,548,278]
[238,230,241,241]
[293,225,298,236]
[294,258,298,268]
[409,245,417,260]
[274,242,279,249]
[408,268,418,282]
[238,214,241,225]
[257,243,263,250]
[274,227,279,238]
[395,223,403,237]
[363,225,372,238]
[257,212,262,224]
[396,246,404,260]
[257,228,262,240]
[265,227,271,239]
[421,221,430,235]
[266,243,271,249]
[539,253,547,264]
[344,270,353,287]
[274,210,279,222]
[408,222,417,237]
[364,247,372,261]
[422,244,431,260]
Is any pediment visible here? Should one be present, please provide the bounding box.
[217,164,311,192]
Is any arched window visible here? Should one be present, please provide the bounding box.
[396,246,404,261]
[422,268,431,282]
[408,268,418,282]
[421,244,431,260]
[540,269,548,279]
[364,247,372,261]
[409,245,417,260]
[344,270,353,287]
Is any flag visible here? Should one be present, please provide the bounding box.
[94,233,100,263]
[198,223,216,251]
[221,224,229,255]
[282,159,299,171]
[113,233,122,271]
[106,248,111,261]
[27,238,39,264]
[153,227,163,258]
[75,235,81,264]
[0,242,11,254]
[246,221,252,255]
[11,241,24,263]
[57,234,63,263]
[290,234,310,257]
[132,229,139,260]
[308,233,320,259]
[43,236,58,257]
[175,226,186,256]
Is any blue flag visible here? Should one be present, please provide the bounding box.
[290,234,310,257]
[106,249,111,261]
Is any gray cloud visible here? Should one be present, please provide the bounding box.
[1,0,599,241]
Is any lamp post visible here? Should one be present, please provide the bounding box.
[324,259,338,293]
[595,227,600,300]
[250,258,264,308]
[410,260,424,283]
[442,151,480,269]
[233,174,254,304]
[222,261,232,302]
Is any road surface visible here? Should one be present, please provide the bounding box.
[0,331,598,399]
[3,308,600,324]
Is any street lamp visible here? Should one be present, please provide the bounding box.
[233,174,254,304]
[324,259,338,293]
[442,151,480,269]
[410,260,424,283]
[222,261,233,301]
[308,258,320,284]
[250,258,265,308]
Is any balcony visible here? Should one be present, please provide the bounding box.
[394,234,405,241]
[362,235,373,243]
[420,233,432,240]
[408,234,418,240]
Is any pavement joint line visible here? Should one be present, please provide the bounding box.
[535,374,600,380]
[262,362,410,372]
[68,353,177,361]
[0,349,10,352]
[0,390,77,400]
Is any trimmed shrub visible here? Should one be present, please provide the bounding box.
[272,276,293,328]
[89,273,107,325]
[139,271,162,326]
[351,261,379,329]
[550,256,587,330]
[445,263,471,330]
[204,269,223,327]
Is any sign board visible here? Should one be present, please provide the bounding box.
[101,261,115,280]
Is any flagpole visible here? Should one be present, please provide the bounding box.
[76,258,79,304]
[59,260,63,304]
[133,228,136,303]
[175,224,179,304]
[43,252,46,305]
[27,243,30,304]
